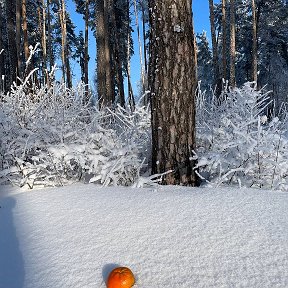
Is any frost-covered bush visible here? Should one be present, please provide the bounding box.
[196,82,288,191]
[0,78,150,188]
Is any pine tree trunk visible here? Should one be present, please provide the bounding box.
[84,0,89,101]
[126,0,135,110]
[110,0,125,107]
[104,0,114,104]
[6,0,17,86]
[251,0,257,85]
[96,0,114,107]
[221,0,227,81]
[149,0,198,186]
[209,0,220,92]
[230,0,236,88]
[42,0,47,84]
[96,0,106,106]
[59,0,69,86]
[16,0,21,79]
[22,0,30,62]
[47,0,54,75]
[0,3,5,91]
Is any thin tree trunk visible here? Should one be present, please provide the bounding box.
[6,0,17,86]
[84,0,89,101]
[149,0,198,185]
[0,3,4,92]
[251,0,257,85]
[42,0,47,84]
[230,0,236,88]
[126,0,135,110]
[104,0,114,105]
[96,0,106,106]
[16,0,21,79]
[221,0,227,81]
[22,0,30,62]
[209,0,220,91]
[47,0,54,75]
[59,0,68,86]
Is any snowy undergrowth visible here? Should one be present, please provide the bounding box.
[196,82,288,191]
[1,76,288,191]
[0,79,150,188]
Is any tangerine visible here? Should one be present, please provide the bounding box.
[107,266,135,288]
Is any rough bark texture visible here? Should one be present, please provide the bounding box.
[209,0,220,90]
[16,0,21,78]
[84,0,89,101]
[230,0,236,88]
[22,0,30,62]
[0,3,5,87]
[6,0,17,86]
[42,0,47,83]
[221,0,227,81]
[251,0,257,85]
[149,0,198,186]
[59,0,71,87]
[96,0,114,107]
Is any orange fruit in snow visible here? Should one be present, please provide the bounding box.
[107,266,135,288]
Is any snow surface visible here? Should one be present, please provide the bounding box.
[0,184,288,288]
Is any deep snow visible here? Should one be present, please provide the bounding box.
[0,184,288,288]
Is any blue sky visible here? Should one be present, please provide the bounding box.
[65,0,220,94]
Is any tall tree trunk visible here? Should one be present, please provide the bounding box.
[47,0,54,75]
[230,0,236,88]
[251,0,257,85]
[104,0,114,104]
[96,0,106,106]
[149,0,198,186]
[209,0,220,92]
[16,0,21,79]
[84,0,89,102]
[111,0,125,107]
[126,0,135,110]
[96,0,114,107]
[42,0,47,84]
[22,0,30,62]
[221,0,227,81]
[6,0,17,86]
[0,3,5,91]
[59,0,71,87]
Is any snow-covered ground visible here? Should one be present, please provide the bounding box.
[0,184,288,288]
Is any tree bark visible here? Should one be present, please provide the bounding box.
[84,0,89,101]
[22,0,30,62]
[16,0,21,79]
[209,0,220,91]
[221,0,227,81]
[59,0,71,87]
[230,0,236,88]
[0,3,5,90]
[149,0,198,185]
[251,0,257,85]
[42,0,47,84]
[6,0,17,86]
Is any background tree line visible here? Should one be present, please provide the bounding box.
[0,0,288,186]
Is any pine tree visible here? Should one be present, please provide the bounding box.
[229,0,236,88]
[149,0,198,185]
